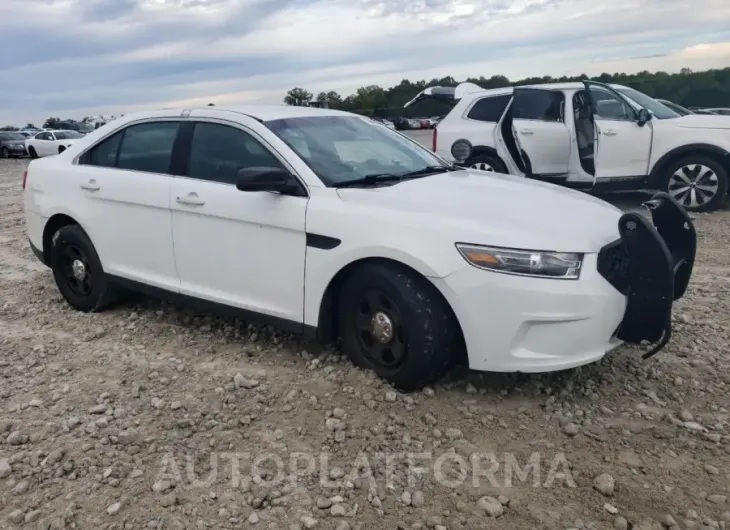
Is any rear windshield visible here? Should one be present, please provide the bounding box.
[55,131,84,140]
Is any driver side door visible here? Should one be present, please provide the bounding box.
[583,81,653,180]
[170,115,310,325]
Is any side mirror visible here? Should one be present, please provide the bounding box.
[236,167,301,195]
[637,108,652,126]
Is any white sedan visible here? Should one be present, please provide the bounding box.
[25,129,85,158]
[23,105,696,390]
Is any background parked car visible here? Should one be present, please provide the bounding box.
[391,117,411,130]
[0,131,29,158]
[656,99,694,116]
[25,130,85,158]
[704,108,730,116]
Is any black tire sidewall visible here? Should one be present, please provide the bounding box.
[661,155,728,212]
[50,225,111,312]
[29,147,38,159]
[338,263,459,391]
[466,154,507,173]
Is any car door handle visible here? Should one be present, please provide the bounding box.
[80,180,100,191]
[602,130,617,136]
[518,129,534,135]
[176,194,205,206]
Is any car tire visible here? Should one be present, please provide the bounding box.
[337,262,463,392]
[58,146,66,154]
[465,154,507,173]
[28,146,38,159]
[660,155,728,212]
[0,147,8,159]
[50,225,119,312]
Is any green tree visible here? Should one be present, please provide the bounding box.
[43,117,61,129]
[284,88,313,106]
[285,66,730,116]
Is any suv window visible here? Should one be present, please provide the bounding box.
[187,122,284,184]
[512,89,564,122]
[466,94,511,122]
[587,87,634,121]
[84,131,123,168]
[116,122,180,174]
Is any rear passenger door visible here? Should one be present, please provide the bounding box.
[510,88,571,176]
[453,94,511,161]
[74,116,182,291]
[169,117,309,324]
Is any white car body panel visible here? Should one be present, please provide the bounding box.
[24,104,681,379]
[25,130,81,158]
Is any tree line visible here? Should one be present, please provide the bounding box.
[283,67,730,117]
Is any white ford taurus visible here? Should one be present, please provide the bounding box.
[23,105,697,390]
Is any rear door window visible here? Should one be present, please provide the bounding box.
[466,94,511,122]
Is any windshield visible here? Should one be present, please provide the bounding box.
[55,131,84,140]
[265,115,449,186]
[0,132,26,141]
[614,87,681,119]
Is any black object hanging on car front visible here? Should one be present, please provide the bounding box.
[597,192,697,359]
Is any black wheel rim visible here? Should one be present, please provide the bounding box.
[59,244,92,297]
[354,289,407,369]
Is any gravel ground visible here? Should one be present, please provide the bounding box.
[1,157,729,530]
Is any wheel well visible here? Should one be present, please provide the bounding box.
[42,214,78,264]
[651,147,730,191]
[58,145,66,153]
[466,146,507,170]
[315,257,466,357]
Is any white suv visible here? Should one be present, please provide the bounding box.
[407,80,730,212]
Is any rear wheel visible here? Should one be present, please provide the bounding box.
[50,225,119,312]
[58,145,66,154]
[338,262,462,391]
[661,155,728,212]
[466,153,507,173]
[28,146,38,159]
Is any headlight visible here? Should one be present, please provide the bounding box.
[456,243,583,279]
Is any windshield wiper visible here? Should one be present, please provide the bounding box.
[332,174,405,188]
[398,165,458,177]
[333,165,457,188]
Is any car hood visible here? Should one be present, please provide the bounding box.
[676,114,730,129]
[336,170,624,253]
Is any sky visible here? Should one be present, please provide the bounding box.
[1,0,730,126]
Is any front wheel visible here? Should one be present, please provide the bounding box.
[338,262,463,391]
[28,146,38,159]
[0,147,9,159]
[50,225,119,312]
[661,155,728,212]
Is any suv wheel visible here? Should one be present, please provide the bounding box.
[466,154,506,173]
[662,155,728,212]
[50,225,119,312]
[338,262,462,392]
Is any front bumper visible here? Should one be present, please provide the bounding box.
[597,192,696,358]
[4,145,28,157]
[432,192,695,373]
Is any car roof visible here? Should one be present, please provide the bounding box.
[188,105,355,121]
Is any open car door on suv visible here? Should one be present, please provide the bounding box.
[500,88,571,178]
[581,80,653,182]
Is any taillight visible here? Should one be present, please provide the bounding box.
[22,170,28,189]
[432,126,438,152]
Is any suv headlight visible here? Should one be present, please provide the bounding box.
[456,243,583,279]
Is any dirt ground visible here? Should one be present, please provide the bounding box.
[1,157,729,530]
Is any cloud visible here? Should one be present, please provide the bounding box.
[1,0,729,125]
